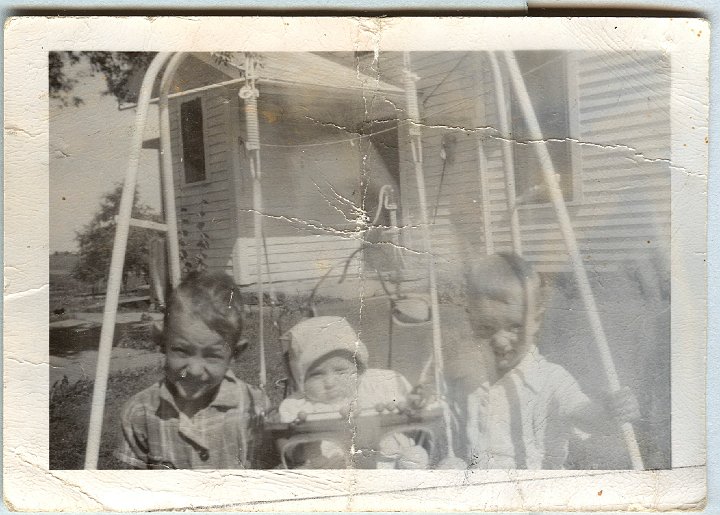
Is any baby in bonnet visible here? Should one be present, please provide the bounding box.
[278,316,429,469]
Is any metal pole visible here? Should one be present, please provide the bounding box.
[488,53,523,255]
[501,51,644,470]
[159,52,186,288]
[239,54,267,389]
[476,139,494,255]
[84,52,173,469]
[403,52,456,459]
[251,157,266,390]
[472,55,494,255]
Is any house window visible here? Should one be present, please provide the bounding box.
[180,97,207,184]
[509,51,575,203]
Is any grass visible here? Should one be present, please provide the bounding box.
[50,365,163,469]
[49,308,302,470]
[49,272,672,470]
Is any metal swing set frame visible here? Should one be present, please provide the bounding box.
[83,51,644,471]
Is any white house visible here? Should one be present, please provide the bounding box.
[147,51,670,294]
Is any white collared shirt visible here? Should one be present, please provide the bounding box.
[466,349,590,469]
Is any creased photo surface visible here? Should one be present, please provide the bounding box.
[4,16,708,512]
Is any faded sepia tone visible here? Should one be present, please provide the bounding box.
[5,17,707,511]
[49,49,672,471]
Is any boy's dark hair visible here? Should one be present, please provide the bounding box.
[163,271,245,354]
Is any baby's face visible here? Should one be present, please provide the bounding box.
[471,276,538,375]
[304,355,357,404]
[164,313,233,404]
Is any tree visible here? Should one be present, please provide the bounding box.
[73,184,160,288]
[49,51,235,106]
[49,52,156,106]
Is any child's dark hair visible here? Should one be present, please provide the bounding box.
[163,271,245,354]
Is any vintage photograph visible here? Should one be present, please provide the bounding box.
[4,16,707,511]
[49,49,671,471]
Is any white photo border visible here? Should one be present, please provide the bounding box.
[3,16,708,511]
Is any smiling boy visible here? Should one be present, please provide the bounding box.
[463,253,640,469]
[116,272,266,469]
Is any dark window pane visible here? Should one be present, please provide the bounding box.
[510,51,573,202]
[180,98,206,183]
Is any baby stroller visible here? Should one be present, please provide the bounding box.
[264,316,448,470]
[266,403,445,469]
[262,202,454,469]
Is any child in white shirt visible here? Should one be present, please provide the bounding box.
[463,253,640,469]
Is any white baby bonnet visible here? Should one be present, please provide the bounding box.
[282,316,368,393]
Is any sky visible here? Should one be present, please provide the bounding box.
[49,58,162,253]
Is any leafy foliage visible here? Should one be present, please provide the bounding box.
[49,51,238,106]
[178,198,211,274]
[49,51,156,106]
[73,184,160,286]
[49,52,83,106]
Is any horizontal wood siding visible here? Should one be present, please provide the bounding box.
[399,51,671,273]
[574,51,671,269]
[397,53,487,278]
[225,86,400,294]
[170,87,236,276]
[167,52,671,285]
[232,235,362,294]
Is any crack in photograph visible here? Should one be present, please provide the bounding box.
[49,49,671,472]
